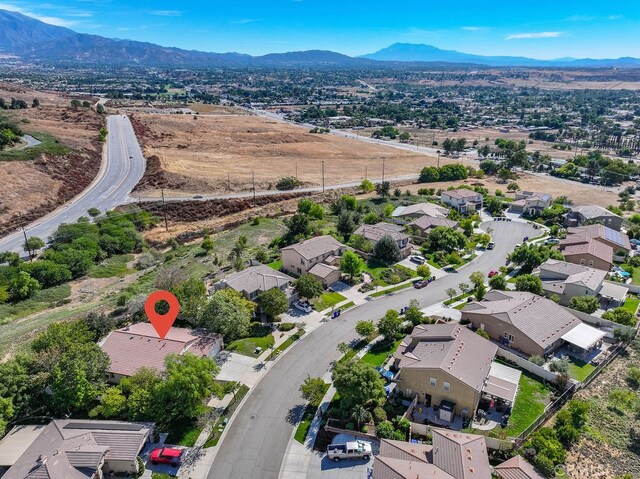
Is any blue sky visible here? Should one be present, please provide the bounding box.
[2,0,640,58]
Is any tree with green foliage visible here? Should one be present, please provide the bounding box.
[484,196,505,215]
[119,368,162,421]
[416,264,431,279]
[602,307,637,326]
[340,250,364,280]
[337,211,358,239]
[71,99,82,108]
[228,235,249,272]
[0,251,21,267]
[258,287,288,320]
[0,397,14,433]
[373,235,402,265]
[299,375,327,405]
[349,234,373,253]
[23,236,45,258]
[514,274,543,295]
[509,243,564,272]
[90,386,126,419]
[87,207,101,218]
[376,181,391,197]
[569,295,599,314]
[419,166,440,183]
[332,360,385,409]
[22,260,72,288]
[475,282,486,300]
[200,289,256,341]
[355,320,376,339]
[8,271,40,300]
[439,164,468,181]
[378,309,401,340]
[488,274,507,290]
[172,278,207,323]
[399,132,410,142]
[469,271,485,288]
[507,182,520,192]
[359,179,375,193]
[96,103,105,114]
[294,274,324,300]
[445,288,457,301]
[427,226,467,253]
[201,234,215,254]
[405,299,424,326]
[284,213,312,243]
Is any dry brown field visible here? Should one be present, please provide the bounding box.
[133,112,434,195]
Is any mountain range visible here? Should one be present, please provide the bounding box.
[1,9,639,68]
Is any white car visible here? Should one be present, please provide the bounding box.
[293,301,313,313]
[410,255,426,265]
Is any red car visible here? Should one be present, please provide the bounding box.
[487,270,498,278]
[413,280,428,289]
[151,447,183,467]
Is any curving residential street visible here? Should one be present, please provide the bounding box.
[0,115,146,253]
[208,219,538,479]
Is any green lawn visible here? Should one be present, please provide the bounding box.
[568,357,596,382]
[443,292,472,306]
[622,296,640,315]
[267,259,282,271]
[312,291,347,311]
[502,371,552,437]
[0,284,72,325]
[226,326,274,357]
[204,384,249,448]
[294,382,330,444]
[151,473,176,479]
[369,282,413,298]
[361,338,403,367]
[272,330,305,357]
[362,260,390,285]
[0,131,70,161]
[88,254,135,278]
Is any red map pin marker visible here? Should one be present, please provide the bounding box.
[145,290,180,340]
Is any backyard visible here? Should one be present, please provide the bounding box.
[500,370,552,437]
[621,295,640,315]
[568,357,597,382]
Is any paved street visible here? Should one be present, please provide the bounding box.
[0,115,146,253]
[208,219,538,479]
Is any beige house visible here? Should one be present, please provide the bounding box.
[373,429,492,479]
[535,259,609,305]
[461,291,606,357]
[0,420,153,479]
[508,191,552,216]
[440,189,483,213]
[353,222,412,257]
[393,324,497,418]
[216,262,296,304]
[392,202,448,221]
[562,240,613,271]
[560,224,631,255]
[407,216,459,238]
[564,205,623,231]
[281,235,346,283]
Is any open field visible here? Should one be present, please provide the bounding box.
[132,111,431,195]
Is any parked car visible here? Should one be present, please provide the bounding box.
[487,242,495,250]
[327,441,372,462]
[523,236,529,242]
[488,270,498,278]
[410,254,426,265]
[545,238,560,245]
[151,447,183,467]
[413,280,428,289]
[293,301,313,313]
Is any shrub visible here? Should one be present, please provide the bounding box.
[278,323,296,332]
[376,420,395,439]
[373,406,387,423]
[529,355,545,366]
[276,176,301,191]
[627,366,640,389]
[345,422,355,430]
[550,359,570,374]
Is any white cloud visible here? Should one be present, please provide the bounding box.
[462,26,485,31]
[0,3,77,26]
[506,31,565,40]
[232,18,259,24]
[608,14,623,20]
[148,10,182,16]
[567,14,597,22]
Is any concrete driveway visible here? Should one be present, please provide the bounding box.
[307,434,377,479]
[216,353,256,382]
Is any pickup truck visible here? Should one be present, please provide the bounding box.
[327,441,372,462]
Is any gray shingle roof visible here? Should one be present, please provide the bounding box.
[494,455,545,479]
[393,202,448,218]
[571,205,621,220]
[354,223,409,243]
[461,292,580,349]
[394,324,497,392]
[223,263,293,295]
[432,429,492,479]
[408,216,459,232]
[536,259,607,291]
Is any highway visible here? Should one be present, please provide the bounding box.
[0,115,146,253]
[208,219,538,479]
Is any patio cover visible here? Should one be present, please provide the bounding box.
[482,362,522,403]
[561,322,606,350]
[599,281,629,302]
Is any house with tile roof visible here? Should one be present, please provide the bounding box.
[407,216,460,238]
[100,322,223,384]
[392,324,498,420]
[564,205,623,231]
[353,222,412,258]
[392,202,449,221]
[494,455,545,479]
[461,291,605,357]
[281,235,346,285]
[372,429,492,479]
[559,224,631,270]
[0,420,152,479]
[508,191,552,216]
[215,262,297,305]
[440,190,483,213]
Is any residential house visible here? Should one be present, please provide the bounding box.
[392,202,448,221]
[353,222,412,258]
[440,189,483,213]
[281,235,346,286]
[559,224,631,269]
[407,216,460,238]
[100,322,223,384]
[461,291,606,358]
[372,429,492,479]
[216,262,296,305]
[564,205,623,231]
[562,240,614,271]
[535,259,628,306]
[393,324,497,420]
[508,191,552,216]
[0,420,153,479]
[494,455,545,479]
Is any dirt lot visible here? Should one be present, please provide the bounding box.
[403,171,620,208]
[0,84,103,233]
[131,112,431,195]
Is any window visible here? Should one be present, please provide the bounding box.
[300,258,305,265]
[505,333,515,342]
[588,260,594,267]
[443,382,450,391]
[430,378,437,387]
[579,259,585,265]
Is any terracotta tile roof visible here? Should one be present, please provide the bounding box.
[431,429,492,479]
[101,323,222,377]
[562,240,613,264]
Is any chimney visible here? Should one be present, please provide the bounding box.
[36,455,47,467]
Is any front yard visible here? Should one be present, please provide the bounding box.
[312,291,347,311]
[360,338,403,367]
[226,324,274,357]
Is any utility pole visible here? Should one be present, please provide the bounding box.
[228,173,231,193]
[295,162,298,179]
[321,161,325,194]
[365,165,368,180]
[437,151,441,169]
[252,171,256,207]
[18,213,31,261]
[382,159,385,184]
[161,189,168,232]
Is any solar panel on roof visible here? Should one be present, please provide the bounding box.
[64,422,144,431]
[603,227,623,245]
